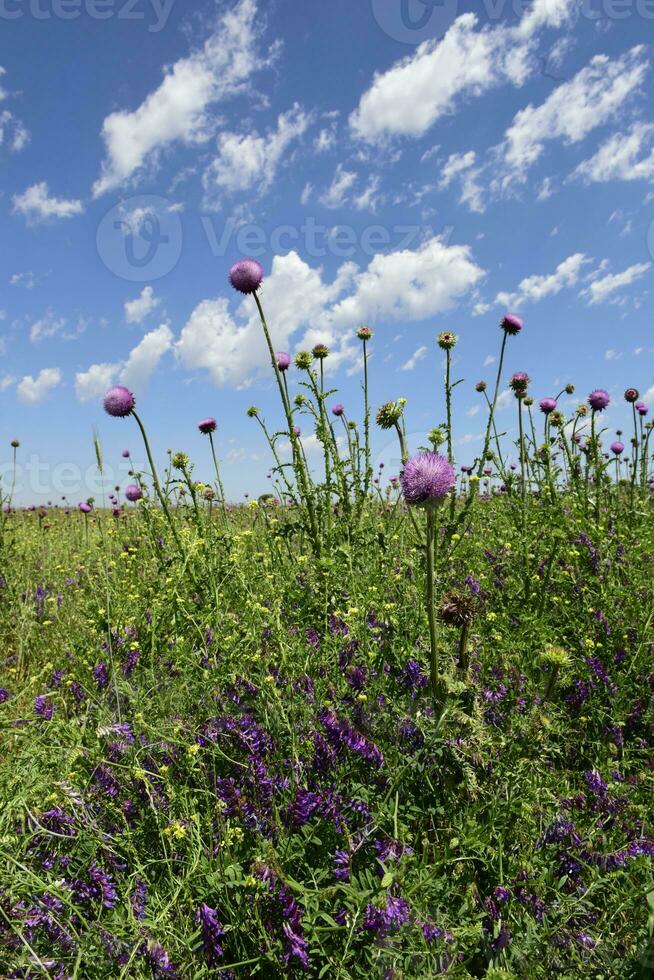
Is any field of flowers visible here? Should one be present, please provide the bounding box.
[1,260,653,979]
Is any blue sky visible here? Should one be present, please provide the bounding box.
[1,0,653,503]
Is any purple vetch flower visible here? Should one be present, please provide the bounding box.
[332,403,345,417]
[539,397,557,415]
[588,389,610,412]
[89,862,118,909]
[125,484,143,502]
[400,452,455,508]
[93,662,109,691]
[0,688,9,703]
[145,941,178,977]
[198,418,217,434]
[501,313,523,335]
[610,441,624,455]
[333,849,351,882]
[196,903,226,965]
[131,879,147,921]
[34,694,53,720]
[229,258,264,294]
[103,386,135,418]
[275,352,291,371]
[363,895,411,935]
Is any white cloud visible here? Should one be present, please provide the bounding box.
[483,355,496,367]
[203,104,310,205]
[125,286,160,324]
[496,389,512,411]
[466,404,480,417]
[0,375,15,393]
[401,346,427,371]
[176,237,484,387]
[93,0,274,196]
[314,124,337,153]
[75,325,173,402]
[349,1,572,143]
[17,368,62,404]
[643,384,654,405]
[0,67,29,152]
[10,271,36,289]
[120,324,173,390]
[29,311,68,343]
[495,253,590,308]
[604,349,622,361]
[581,262,651,305]
[74,363,119,403]
[439,150,485,212]
[354,174,382,212]
[573,122,654,184]
[494,47,648,190]
[12,182,83,223]
[320,165,358,209]
[440,150,477,187]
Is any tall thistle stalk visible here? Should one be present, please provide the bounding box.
[227,266,319,554]
[476,315,523,480]
[357,327,374,499]
[400,453,456,720]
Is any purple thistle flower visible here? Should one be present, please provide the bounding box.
[509,372,530,397]
[400,452,455,508]
[624,387,639,403]
[228,258,264,294]
[636,401,649,417]
[196,903,226,965]
[331,403,345,417]
[125,484,143,502]
[198,418,217,434]
[121,449,130,458]
[78,502,93,514]
[103,386,135,418]
[588,388,610,412]
[275,352,291,371]
[539,397,557,415]
[610,441,624,455]
[501,313,523,336]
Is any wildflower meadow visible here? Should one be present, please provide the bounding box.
[1,259,653,979]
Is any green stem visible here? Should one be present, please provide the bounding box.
[425,508,444,718]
